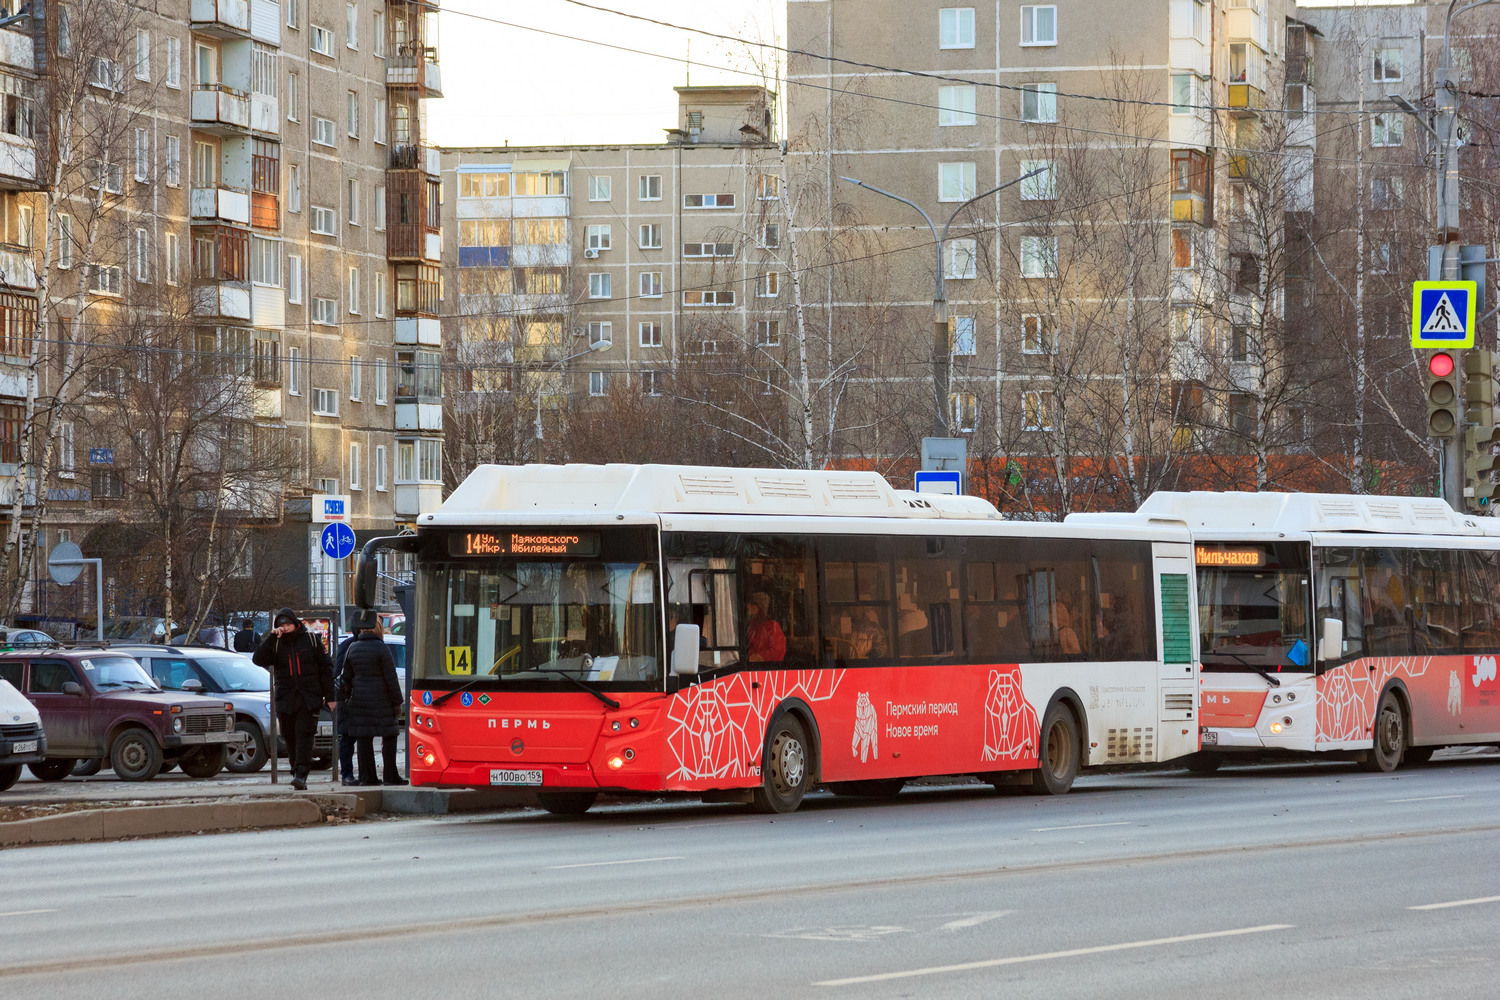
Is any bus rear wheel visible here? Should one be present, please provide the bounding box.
[1361,692,1405,773]
[1028,703,1079,796]
[537,791,598,815]
[752,715,810,814]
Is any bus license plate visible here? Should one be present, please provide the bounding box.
[1201,729,1218,745]
[491,769,543,786]
[9,740,37,754]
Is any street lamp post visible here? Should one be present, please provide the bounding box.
[535,339,609,444]
[840,167,1046,436]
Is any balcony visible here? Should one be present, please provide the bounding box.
[193,285,252,321]
[191,0,252,37]
[387,48,443,98]
[0,244,37,290]
[0,25,34,72]
[395,398,443,431]
[251,284,285,330]
[1227,47,1267,116]
[395,482,443,518]
[0,130,36,187]
[394,317,441,345]
[191,186,252,226]
[254,386,281,419]
[191,85,252,135]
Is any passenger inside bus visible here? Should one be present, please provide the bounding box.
[1052,601,1083,657]
[745,591,786,663]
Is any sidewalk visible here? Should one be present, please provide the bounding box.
[0,768,533,849]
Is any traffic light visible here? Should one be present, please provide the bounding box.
[1425,350,1460,438]
[1465,350,1500,510]
[1465,349,1496,426]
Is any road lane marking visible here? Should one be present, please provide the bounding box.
[1386,795,1464,803]
[940,912,1011,931]
[0,909,58,918]
[814,924,1296,986]
[1408,895,1500,911]
[1032,821,1131,832]
[546,856,684,870]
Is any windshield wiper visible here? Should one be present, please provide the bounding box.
[533,669,620,710]
[1255,669,1282,688]
[1207,648,1282,686]
[432,676,488,708]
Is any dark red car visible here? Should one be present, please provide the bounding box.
[0,649,241,781]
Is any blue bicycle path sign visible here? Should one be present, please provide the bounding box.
[320,521,356,560]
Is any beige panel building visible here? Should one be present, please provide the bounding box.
[439,85,785,459]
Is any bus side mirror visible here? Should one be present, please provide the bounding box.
[1318,618,1343,662]
[671,624,700,676]
[353,535,420,611]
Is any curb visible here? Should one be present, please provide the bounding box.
[0,798,324,849]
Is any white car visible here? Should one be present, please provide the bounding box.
[0,677,47,791]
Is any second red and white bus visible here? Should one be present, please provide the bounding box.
[359,463,1203,813]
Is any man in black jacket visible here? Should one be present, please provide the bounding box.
[252,607,336,790]
[232,619,258,652]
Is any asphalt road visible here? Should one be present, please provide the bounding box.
[3,755,1498,999]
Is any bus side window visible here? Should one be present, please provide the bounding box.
[894,537,960,661]
[740,535,818,668]
[1092,541,1155,661]
[1361,547,1413,657]
[667,558,740,670]
[1460,549,1500,652]
[1316,548,1364,662]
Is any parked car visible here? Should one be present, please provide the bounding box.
[0,649,243,781]
[114,646,274,773]
[168,626,233,649]
[102,617,175,644]
[1,629,56,649]
[0,677,46,791]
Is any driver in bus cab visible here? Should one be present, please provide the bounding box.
[746,591,786,663]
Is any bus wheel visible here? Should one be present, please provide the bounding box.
[1404,746,1435,765]
[1361,693,1405,773]
[752,715,810,814]
[537,791,598,815]
[1183,753,1223,775]
[827,779,904,798]
[1028,703,1079,796]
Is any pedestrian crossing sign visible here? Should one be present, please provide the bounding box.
[1412,281,1477,348]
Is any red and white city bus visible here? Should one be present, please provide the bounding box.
[357,464,1201,813]
[1076,491,1500,772]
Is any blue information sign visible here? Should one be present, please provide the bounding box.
[320,521,356,560]
[915,470,963,495]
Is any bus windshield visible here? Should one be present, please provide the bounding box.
[414,527,660,688]
[1196,542,1311,671]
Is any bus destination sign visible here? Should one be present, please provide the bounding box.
[449,531,602,558]
[1195,545,1266,568]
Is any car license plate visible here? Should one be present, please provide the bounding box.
[490,769,543,786]
[1200,729,1218,745]
[9,739,37,754]
[317,722,333,737]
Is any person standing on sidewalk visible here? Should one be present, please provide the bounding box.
[338,612,407,786]
[333,630,358,785]
[232,619,258,653]
[253,608,336,791]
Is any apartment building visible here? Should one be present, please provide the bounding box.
[5,0,443,623]
[440,85,784,454]
[785,1,1299,490]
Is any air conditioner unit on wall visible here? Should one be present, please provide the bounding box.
[583,248,599,258]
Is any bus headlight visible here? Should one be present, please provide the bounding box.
[1269,722,1283,734]
[424,753,436,766]
[607,755,624,770]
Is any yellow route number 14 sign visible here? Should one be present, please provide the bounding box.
[445,646,474,675]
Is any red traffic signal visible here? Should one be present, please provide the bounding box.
[1429,351,1455,378]
[1426,351,1460,438]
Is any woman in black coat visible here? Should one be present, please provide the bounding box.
[338,618,407,786]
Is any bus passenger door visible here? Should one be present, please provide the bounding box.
[1154,545,1198,762]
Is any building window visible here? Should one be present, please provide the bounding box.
[88,264,123,296]
[1372,176,1404,210]
[1021,5,1057,46]
[166,37,180,88]
[1171,73,1196,115]
[759,223,781,248]
[348,442,362,490]
[346,90,359,138]
[375,445,387,491]
[287,71,300,122]
[132,228,148,281]
[943,238,976,279]
[588,272,611,298]
[374,357,388,404]
[1019,159,1056,200]
[938,162,976,202]
[289,164,302,213]
[374,11,385,57]
[589,371,607,397]
[164,231,179,284]
[58,421,75,474]
[950,316,976,356]
[588,176,611,201]
[375,270,388,316]
[585,224,611,252]
[312,297,337,325]
[164,135,180,186]
[638,223,661,249]
[756,320,781,347]
[311,206,337,235]
[682,289,735,306]
[373,97,386,144]
[287,253,302,302]
[1022,390,1053,430]
[250,235,279,286]
[1171,228,1194,269]
[939,7,975,48]
[1371,114,1403,147]
[938,85,977,126]
[419,439,442,482]
[1371,242,1393,275]
[90,56,123,91]
[683,193,734,209]
[311,25,334,57]
[375,186,385,231]
[639,322,662,347]
[639,174,662,200]
[346,178,360,225]
[950,392,978,433]
[639,271,662,297]
[757,272,779,297]
[92,469,124,499]
[1373,45,1402,82]
[348,267,361,313]
[288,346,302,394]
[1021,83,1058,123]
[312,387,339,416]
[586,322,612,349]
[683,242,735,258]
[641,371,661,396]
[0,292,37,358]
[1021,236,1058,278]
[313,117,336,146]
[1022,314,1055,354]
[757,174,780,200]
[133,128,149,182]
[346,2,359,48]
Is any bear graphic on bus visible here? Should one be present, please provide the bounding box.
[852,692,878,763]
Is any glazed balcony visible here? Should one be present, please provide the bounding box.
[192,84,252,135]
[191,0,251,38]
